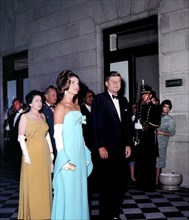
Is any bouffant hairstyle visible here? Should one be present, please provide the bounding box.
[56,70,79,99]
[160,99,172,110]
[25,90,42,108]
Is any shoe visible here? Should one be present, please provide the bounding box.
[129,178,136,183]
[155,183,162,189]
[113,216,120,220]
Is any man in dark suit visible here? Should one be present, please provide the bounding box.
[8,98,27,178]
[42,85,57,161]
[91,71,133,220]
[80,89,95,153]
[80,89,99,215]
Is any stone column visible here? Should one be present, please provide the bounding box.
[158,0,189,188]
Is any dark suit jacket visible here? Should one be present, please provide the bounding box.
[80,104,93,150]
[9,109,27,172]
[91,91,133,160]
[8,113,16,130]
[9,109,28,143]
[42,103,57,159]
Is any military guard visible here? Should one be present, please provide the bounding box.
[135,85,161,190]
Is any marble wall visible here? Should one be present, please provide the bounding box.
[0,0,188,187]
[158,0,189,188]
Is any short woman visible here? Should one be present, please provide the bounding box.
[156,99,176,185]
[18,90,53,219]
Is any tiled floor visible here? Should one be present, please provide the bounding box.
[0,160,189,220]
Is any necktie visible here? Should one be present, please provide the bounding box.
[112,95,119,100]
[50,105,55,112]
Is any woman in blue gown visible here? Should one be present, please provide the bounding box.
[51,70,93,220]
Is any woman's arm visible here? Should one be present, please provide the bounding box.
[18,114,31,164]
[157,130,170,136]
[54,103,65,152]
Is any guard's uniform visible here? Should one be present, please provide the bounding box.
[135,90,161,190]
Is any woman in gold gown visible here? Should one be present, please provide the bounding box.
[17,90,53,220]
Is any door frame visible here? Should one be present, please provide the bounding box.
[3,51,28,109]
[103,16,158,103]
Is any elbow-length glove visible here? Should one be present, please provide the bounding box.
[54,124,73,170]
[46,132,54,161]
[46,132,54,173]
[18,135,31,164]
[54,124,64,152]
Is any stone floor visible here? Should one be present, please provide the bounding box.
[0,160,189,220]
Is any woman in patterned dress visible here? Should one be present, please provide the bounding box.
[156,99,176,185]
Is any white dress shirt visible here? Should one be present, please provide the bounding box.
[13,109,24,127]
[85,104,91,113]
[46,102,55,112]
[108,92,121,120]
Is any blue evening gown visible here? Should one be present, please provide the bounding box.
[51,111,93,220]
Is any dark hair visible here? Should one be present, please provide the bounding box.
[42,85,57,103]
[25,90,42,108]
[160,99,172,110]
[12,98,22,104]
[151,91,159,104]
[56,70,79,99]
[43,85,57,96]
[105,71,121,82]
[83,89,95,99]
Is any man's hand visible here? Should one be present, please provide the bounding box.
[125,146,131,158]
[99,147,108,159]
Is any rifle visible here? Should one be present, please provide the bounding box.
[134,80,143,146]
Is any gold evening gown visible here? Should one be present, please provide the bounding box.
[18,114,52,220]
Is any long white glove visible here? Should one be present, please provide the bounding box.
[46,132,54,162]
[54,124,75,170]
[83,138,90,166]
[54,124,64,152]
[46,132,54,173]
[134,119,143,130]
[18,135,31,164]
